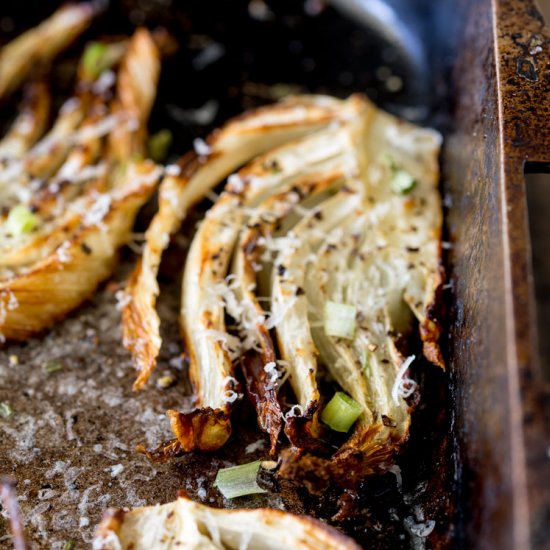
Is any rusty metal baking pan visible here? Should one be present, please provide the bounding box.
[0,0,549,548]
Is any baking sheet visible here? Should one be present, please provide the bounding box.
[0,1,455,547]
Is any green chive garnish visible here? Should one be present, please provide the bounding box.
[5,204,38,235]
[383,154,417,195]
[214,460,266,499]
[0,402,14,418]
[324,301,356,339]
[321,392,363,433]
[42,362,63,374]
[391,169,416,195]
[147,129,173,162]
[82,42,111,80]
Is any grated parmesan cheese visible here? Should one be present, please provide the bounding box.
[75,114,123,143]
[7,291,18,311]
[391,355,417,405]
[201,330,242,361]
[169,356,184,369]
[58,162,107,185]
[165,164,181,177]
[56,241,72,263]
[160,186,180,212]
[92,69,116,95]
[48,181,60,194]
[263,361,279,385]
[110,464,124,478]
[258,232,301,263]
[125,117,139,132]
[115,290,132,311]
[227,173,245,193]
[83,193,111,228]
[245,439,265,454]
[404,516,436,538]
[193,138,212,157]
[16,114,34,136]
[221,390,241,404]
[264,295,297,330]
[113,165,163,197]
[0,291,19,325]
[0,159,24,184]
[60,97,81,114]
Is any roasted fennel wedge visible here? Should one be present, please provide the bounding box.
[137,94,444,480]
[0,28,162,341]
[0,79,50,161]
[172,112,368,453]
[123,95,367,391]
[0,2,98,100]
[276,105,443,490]
[93,495,361,550]
[234,165,357,450]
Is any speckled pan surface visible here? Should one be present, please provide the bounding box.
[13,0,550,548]
[0,255,451,550]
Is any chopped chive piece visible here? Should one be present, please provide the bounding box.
[42,362,63,374]
[382,154,417,195]
[321,392,363,433]
[63,541,76,550]
[82,42,111,80]
[391,169,416,195]
[214,460,266,499]
[5,204,38,235]
[147,129,173,162]
[324,301,356,339]
[0,402,14,418]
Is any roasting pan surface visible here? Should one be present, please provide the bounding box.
[0,1,549,549]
